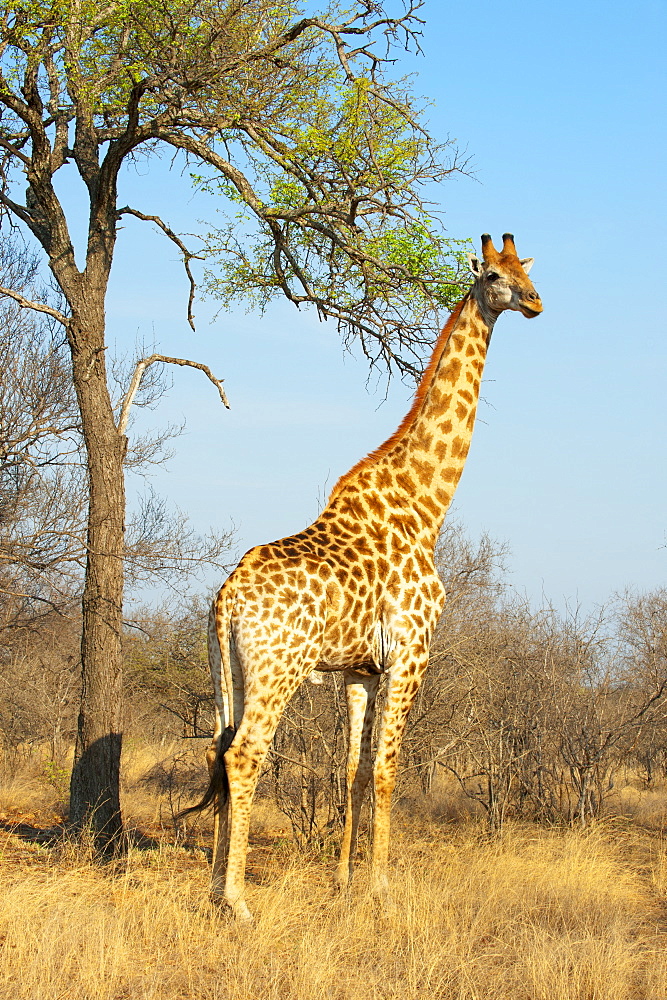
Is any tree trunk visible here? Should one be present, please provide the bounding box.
[67,300,126,854]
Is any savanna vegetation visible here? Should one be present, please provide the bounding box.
[2,505,667,997]
[2,231,667,995]
[0,0,471,848]
[1,3,667,997]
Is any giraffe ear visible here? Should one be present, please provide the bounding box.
[467,253,483,277]
[520,257,534,274]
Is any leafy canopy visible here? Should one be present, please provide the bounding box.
[0,1,470,375]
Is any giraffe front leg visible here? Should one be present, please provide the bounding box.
[371,647,429,896]
[335,671,380,891]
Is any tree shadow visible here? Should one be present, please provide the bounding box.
[0,819,65,846]
[0,817,164,853]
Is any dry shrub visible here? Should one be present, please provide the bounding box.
[1,822,667,1000]
[0,743,72,820]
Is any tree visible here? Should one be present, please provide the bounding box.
[0,1,469,850]
[0,238,83,632]
[609,589,667,787]
[124,596,214,739]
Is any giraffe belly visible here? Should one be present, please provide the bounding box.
[315,657,383,675]
[317,620,390,672]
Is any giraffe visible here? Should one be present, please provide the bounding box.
[187,232,542,921]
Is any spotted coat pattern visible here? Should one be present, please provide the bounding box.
[204,234,542,920]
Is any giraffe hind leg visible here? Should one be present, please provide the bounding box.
[221,655,321,921]
[207,725,236,897]
[335,671,379,891]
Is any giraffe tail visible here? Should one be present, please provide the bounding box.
[176,725,236,819]
[177,590,237,820]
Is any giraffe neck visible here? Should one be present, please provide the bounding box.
[328,290,494,543]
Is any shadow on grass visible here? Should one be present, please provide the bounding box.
[0,818,163,853]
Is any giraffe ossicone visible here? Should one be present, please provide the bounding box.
[185,233,542,921]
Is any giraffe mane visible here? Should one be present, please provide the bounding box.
[328,294,469,502]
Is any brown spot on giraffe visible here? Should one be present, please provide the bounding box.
[377,557,390,578]
[190,233,542,921]
[362,558,376,578]
[376,468,392,490]
[395,472,416,494]
[367,494,386,518]
[413,427,434,451]
[412,459,435,487]
[451,436,469,459]
[419,495,441,519]
[441,357,462,384]
[390,533,410,554]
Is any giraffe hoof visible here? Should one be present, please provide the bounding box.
[234,904,254,925]
[210,894,254,925]
[371,872,392,903]
[333,864,353,893]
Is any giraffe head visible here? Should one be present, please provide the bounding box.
[468,233,542,319]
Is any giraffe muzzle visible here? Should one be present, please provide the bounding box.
[518,296,543,318]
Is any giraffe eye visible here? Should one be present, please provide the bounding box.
[486,272,499,282]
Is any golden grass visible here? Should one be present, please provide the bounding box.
[1,819,667,1000]
[3,751,667,999]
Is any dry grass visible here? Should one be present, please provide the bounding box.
[1,824,667,998]
[2,753,667,999]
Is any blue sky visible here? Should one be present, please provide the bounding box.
[97,0,667,612]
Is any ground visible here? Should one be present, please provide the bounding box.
[2,748,667,999]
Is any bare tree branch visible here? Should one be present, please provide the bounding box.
[117,353,229,436]
[0,284,69,326]
[117,207,203,330]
